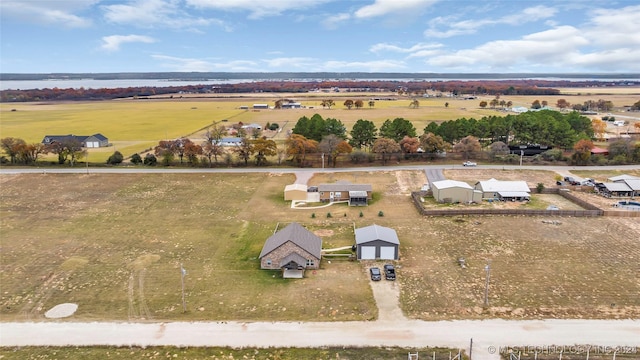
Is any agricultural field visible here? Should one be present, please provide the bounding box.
[1,168,639,323]
[2,87,638,163]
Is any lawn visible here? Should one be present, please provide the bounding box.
[0,172,376,322]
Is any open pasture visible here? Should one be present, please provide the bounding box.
[1,169,639,322]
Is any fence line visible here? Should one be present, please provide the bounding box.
[412,186,640,217]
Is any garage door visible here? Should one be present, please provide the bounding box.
[360,246,376,260]
[380,246,396,260]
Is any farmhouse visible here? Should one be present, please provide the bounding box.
[241,123,262,131]
[474,178,531,201]
[281,102,302,109]
[42,134,109,148]
[284,183,308,201]
[431,180,482,203]
[355,224,399,260]
[317,181,372,206]
[259,223,322,278]
[215,137,243,147]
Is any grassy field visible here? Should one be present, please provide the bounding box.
[2,87,638,163]
[0,346,466,360]
[1,168,639,323]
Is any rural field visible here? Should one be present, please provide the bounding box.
[1,167,639,323]
[1,87,638,163]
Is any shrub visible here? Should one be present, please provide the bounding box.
[311,213,316,218]
[326,212,332,218]
[378,210,384,217]
[536,183,545,193]
[130,153,142,165]
[106,151,124,165]
[359,211,363,218]
[143,153,157,166]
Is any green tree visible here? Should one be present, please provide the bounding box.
[324,117,347,139]
[368,100,375,108]
[349,119,377,149]
[379,117,416,142]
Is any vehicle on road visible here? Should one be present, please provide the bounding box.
[369,267,381,281]
[383,264,396,280]
[462,161,477,167]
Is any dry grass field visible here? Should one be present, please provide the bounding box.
[1,168,639,323]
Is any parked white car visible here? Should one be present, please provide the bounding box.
[462,161,477,167]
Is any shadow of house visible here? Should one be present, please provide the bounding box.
[259,223,322,279]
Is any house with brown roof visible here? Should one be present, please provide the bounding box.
[259,222,322,278]
[317,181,372,206]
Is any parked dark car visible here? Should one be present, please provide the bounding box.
[369,267,381,281]
[383,264,396,280]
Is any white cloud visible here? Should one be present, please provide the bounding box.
[102,0,228,30]
[152,55,259,71]
[370,42,442,54]
[427,26,589,70]
[584,5,640,48]
[425,5,557,38]
[186,0,331,19]
[322,13,351,29]
[320,59,407,72]
[101,35,156,52]
[262,57,317,69]
[354,0,438,19]
[0,0,97,27]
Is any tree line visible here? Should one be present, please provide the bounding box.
[3,110,639,167]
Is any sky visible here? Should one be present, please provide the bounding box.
[1,0,640,74]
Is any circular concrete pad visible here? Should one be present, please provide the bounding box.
[44,303,78,318]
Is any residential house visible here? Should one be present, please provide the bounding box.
[215,137,243,147]
[317,181,372,206]
[42,133,109,148]
[259,222,322,278]
[474,178,531,201]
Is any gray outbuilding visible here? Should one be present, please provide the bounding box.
[355,224,399,260]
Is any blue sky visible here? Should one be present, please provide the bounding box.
[1,0,639,74]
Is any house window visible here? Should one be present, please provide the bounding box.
[266,259,272,266]
[335,192,341,198]
[306,259,315,267]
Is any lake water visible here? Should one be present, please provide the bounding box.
[1,77,639,91]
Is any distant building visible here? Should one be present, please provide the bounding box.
[42,133,109,148]
[215,137,243,147]
[252,104,269,109]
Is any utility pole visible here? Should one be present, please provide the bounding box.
[180,264,187,313]
[484,262,491,307]
[321,153,325,169]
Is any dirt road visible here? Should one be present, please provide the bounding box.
[1,319,638,360]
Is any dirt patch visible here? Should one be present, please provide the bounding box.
[314,229,334,236]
